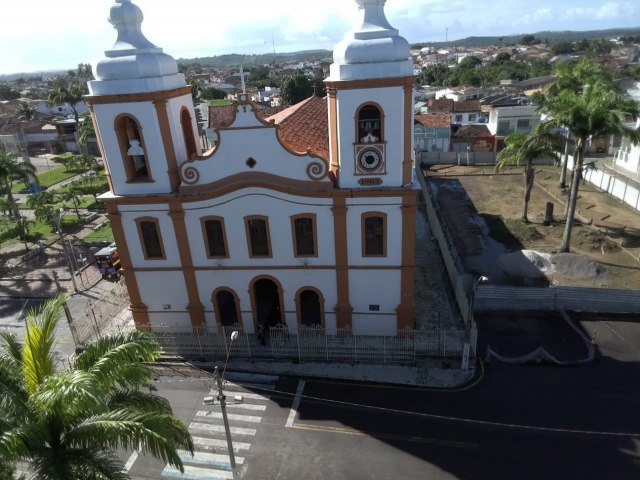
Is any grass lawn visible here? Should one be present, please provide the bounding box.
[81,224,113,244]
[209,99,233,106]
[12,166,89,192]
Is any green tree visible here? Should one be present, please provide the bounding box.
[495,132,560,222]
[537,61,640,252]
[47,81,85,124]
[187,79,202,102]
[77,114,96,147]
[0,296,194,479]
[0,149,38,219]
[0,85,20,101]
[201,86,227,101]
[59,188,83,218]
[16,101,37,122]
[280,71,312,106]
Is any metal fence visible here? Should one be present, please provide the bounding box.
[144,324,466,365]
[72,278,132,347]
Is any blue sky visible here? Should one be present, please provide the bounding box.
[1,0,637,75]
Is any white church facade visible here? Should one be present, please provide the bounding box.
[86,0,419,336]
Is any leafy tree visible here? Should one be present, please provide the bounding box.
[0,296,194,479]
[59,188,83,218]
[76,63,94,82]
[520,35,540,46]
[458,56,482,70]
[0,85,20,101]
[77,114,96,147]
[495,132,560,222]
[16,101,37,122]
[0,149,38,219]
[494,52,511,63]
[201,86,227,101]
[187,79,202,102]
[47,81,85,124]
[551,42,574,55]
[280,71,312,106]
[537,60,640,252]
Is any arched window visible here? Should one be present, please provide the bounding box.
[295,288,324,327]
[181,108,197,159]
[213,289,241,327]
[115,115,151,182]
[362,212,387,257]
[357,104,383,143]
[135,217,165,260]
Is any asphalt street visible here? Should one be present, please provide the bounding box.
[122,314,640,480]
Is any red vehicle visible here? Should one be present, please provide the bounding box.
[95,243,121,278]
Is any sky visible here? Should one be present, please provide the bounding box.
[1,0,638,76]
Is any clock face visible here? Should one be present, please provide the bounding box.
[359,148,381,171]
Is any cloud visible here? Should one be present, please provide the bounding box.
[596,2,636,19]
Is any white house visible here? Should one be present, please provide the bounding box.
[86,0,418,337]
[614,118,640,177]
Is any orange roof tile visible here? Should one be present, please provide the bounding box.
[267,96,329,161]
[208,104,237,129]
[415,114,451,129]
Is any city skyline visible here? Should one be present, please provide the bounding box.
[1,0,638,76]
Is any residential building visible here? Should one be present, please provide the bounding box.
[414,114,451,152]
[86,0,418,336]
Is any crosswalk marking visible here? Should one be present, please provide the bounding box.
[224,403,267,411]
[159,373,278,479]
[190,422,257,436]
[212,390,271,402]
[162,464,234,480]
[196,410,262,423]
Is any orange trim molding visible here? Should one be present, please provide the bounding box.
[248,275,286,330]
[331,196,352,328]
[105,204,149,329]
[361,211,387,257]
[290,213,318,258]
[154,100,180,192]
[200,216,230,259]
[244,215,273,258]
[403,78,416,185]
[85,86,192,106]
[134,217,167,260]
[397,190,418,330]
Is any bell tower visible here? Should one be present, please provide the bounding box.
[326,0,415,189]
[86,0,200,197]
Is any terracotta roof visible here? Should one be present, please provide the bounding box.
[452,124,492,139]
[427,99,454,113]
[208,104,237,129]
[415,114,451,129]
[266,96,329,161]
[452,100,481,112]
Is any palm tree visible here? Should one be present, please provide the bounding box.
[539,60,615,189]
[59,188,83,218]
[495,132,560,222]
[77,113,96,148]
[0,296,194,479]
[16,101,37,122]
[47,81,85,124]
[0,149,38,219]
[538,81,640,252]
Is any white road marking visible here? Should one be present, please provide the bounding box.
[191,436,251,451]
[224,381,276,391]
[224,403,266,411]
[213,390,271,401]
[286,380,306,428]
[196,410,262,423]
[162,464,234,480]
[190,422,257,436]
[599,321,625,342]
[122,450,139,472]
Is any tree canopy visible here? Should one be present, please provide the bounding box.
[0,296,194,479]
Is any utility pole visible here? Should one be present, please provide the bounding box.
[53,209,79,293]
[214,366,236,471]
[52,270,80,350]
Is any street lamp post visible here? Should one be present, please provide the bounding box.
[467,275,488,331]
[53,208,79,293]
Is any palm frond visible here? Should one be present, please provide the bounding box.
[0,332,22,365]
[108,389,172,414]
[21,296,67,394]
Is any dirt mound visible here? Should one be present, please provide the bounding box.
[497,250,607,283]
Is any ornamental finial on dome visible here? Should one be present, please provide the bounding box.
[328,0,412,81]
[89,0,185,95]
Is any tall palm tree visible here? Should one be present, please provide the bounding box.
[0,296,194,480]
[495,132,560,222]
[59,188,83,218]
[77,113,96,148]
[47,81,85,124]
[538,82,640,252]
[16,101,37,122]
[0,149,38,219]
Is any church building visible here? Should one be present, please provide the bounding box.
[86,0,419,336]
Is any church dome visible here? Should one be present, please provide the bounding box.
[329,0,413,81]
[89,0,185,95]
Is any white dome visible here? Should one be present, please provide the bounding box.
[329,0,413,81]
[89,0,185,95]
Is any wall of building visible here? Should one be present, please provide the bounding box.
[336,86,405,188]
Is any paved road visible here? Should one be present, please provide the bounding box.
[123,314,640,480]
